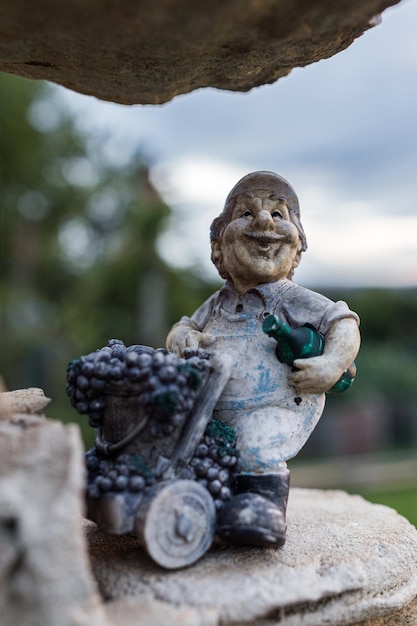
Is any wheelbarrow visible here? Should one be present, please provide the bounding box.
[82,351,233,569]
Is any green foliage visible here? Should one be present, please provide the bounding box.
[355,485,417,527]
[0,74,219,439]
[287,287,417,460]
[322,287,417,430]
[323,287,417,345]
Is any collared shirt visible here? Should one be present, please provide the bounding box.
[180,279,359,336]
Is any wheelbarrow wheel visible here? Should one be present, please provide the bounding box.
[135,479,216,569]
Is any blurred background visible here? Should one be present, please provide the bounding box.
[0,1,416,522]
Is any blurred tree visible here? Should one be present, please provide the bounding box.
[298,287,417,459]
[0,73,92,397]
[324,288,417,346]
[0,74,219,439]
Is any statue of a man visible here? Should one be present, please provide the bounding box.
[167,171,360,548]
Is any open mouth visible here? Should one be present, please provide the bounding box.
[245,232,285,245]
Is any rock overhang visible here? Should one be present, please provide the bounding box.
[0,0,401,105]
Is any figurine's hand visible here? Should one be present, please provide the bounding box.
[289,318,360,394]
[289,355,345,394]
[167,324,215,357]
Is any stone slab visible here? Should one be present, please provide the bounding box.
[353,596,417,626]
[0,413,105,626]
[86,488,417,625]
[0,0,400,104]
[0,387,51,417]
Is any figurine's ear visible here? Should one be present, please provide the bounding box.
[287,249,303,280]
[291,212,307,253]
[292,250,302,269]
[211,239,222,270]
[211,239,228,279]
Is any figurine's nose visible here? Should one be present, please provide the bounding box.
[253,209,274,229]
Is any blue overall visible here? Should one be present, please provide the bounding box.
[203,290,325,474]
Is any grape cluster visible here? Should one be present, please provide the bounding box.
[85,448,155,499]
[66,340,209,431]
[186,419,239,511]
[85,417,239,509]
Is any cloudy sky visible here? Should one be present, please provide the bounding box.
[52,0,417,288]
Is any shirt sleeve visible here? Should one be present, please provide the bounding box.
[318,299,360,335]
[277,284,360,336]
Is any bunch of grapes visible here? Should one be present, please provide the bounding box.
[66,340,209,431]
[85,448,155,499]
[186,419,239,511]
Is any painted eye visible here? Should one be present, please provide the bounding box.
[272,210,283,218]
[243,210,253,217]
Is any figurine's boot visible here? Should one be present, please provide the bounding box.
[217,469,290,547]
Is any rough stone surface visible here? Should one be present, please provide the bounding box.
[105,596,217,626]
[0,0,400,104]
[0,413,105,626]
[354,596,417,626]
[87,488,417,626]
[0,387,51,417]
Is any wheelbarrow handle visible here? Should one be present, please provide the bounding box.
[95,410,148,456]
[163,352,233,480]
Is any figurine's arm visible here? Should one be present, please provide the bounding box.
[166,292,218,356]
[289,318,360,394]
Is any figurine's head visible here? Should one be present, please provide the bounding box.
[210,171,307,291]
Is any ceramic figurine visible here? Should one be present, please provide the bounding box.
[166,171,361,548]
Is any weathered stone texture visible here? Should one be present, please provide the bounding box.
[0,412,105,626]
[354,596,417,626]
[0,387,51,417]
[0,0,400,104]
[87,488,417,626]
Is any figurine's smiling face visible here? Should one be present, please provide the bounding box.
[220,190,300,293]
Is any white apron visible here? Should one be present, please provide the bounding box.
[204,294,325,473]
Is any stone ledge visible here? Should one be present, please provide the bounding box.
[0,412,105,626]
[86,488,417,625]
[0,0,400,104]
[0,387,51,417]
[353,596,417,626]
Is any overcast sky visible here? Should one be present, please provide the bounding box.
[53,0,417,288]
